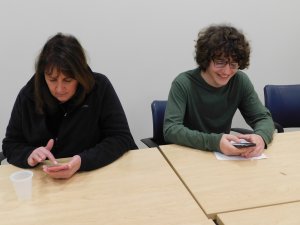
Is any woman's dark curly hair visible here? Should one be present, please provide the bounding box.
[195,24,251,71]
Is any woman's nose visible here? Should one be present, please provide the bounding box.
[56,81,64,92]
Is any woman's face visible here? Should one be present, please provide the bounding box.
[45,67,78,103]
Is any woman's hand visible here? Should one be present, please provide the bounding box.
[28,139,57,167]
[42,155,81,179]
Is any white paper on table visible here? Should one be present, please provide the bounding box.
[214,152,268,161]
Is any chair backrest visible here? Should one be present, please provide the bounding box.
[0,152,6,165]
[151,100,167,145]
[264,84,300,129]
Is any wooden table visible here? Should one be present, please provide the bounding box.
[159,131,300,219]
[0,148,212,225]
[217,202,300,225]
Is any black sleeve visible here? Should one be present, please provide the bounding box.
[78,77,138,171]
[2,93,35,168]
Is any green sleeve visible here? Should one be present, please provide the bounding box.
[238,75,275,145]
[163,77,222,152]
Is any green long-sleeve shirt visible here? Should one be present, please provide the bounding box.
[163,68,274,152]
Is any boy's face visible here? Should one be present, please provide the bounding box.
[201,57,239,88]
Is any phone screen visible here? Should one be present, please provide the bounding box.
[232,142,256,148]
[46,164,69,172]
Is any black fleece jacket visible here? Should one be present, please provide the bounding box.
[2,72,137,171]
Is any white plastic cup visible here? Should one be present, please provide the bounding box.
[9,170,33,200]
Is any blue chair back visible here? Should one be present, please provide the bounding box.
[0,152,5,165]
[264,84,300,130]
[151,100,167,144]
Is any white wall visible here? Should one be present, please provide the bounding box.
[1,0,300,149]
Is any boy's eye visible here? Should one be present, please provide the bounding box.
[213,59,239,69]
[214,60,227,66]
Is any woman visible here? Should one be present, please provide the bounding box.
[2,33,137,179]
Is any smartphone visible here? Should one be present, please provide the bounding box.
[232,142,256,148]
[46,164,69,172]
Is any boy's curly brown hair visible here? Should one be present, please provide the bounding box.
[195,24,251,71]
